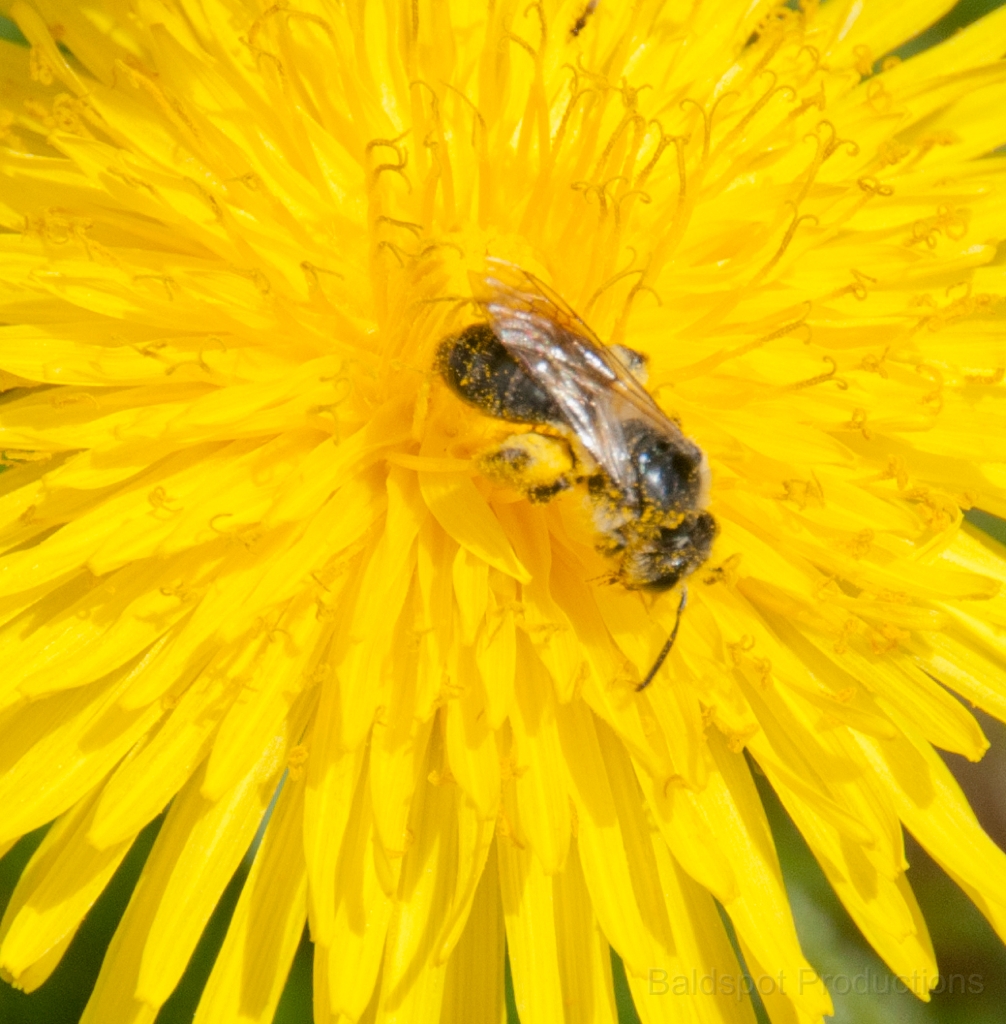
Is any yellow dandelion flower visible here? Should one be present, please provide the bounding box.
[2,0,1006,1022]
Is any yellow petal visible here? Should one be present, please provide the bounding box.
[337,468,422,750]
[302,679,366,948]
[420,471,530,583]
[452,544,488,646]
[510,636,571,875]
[375,743,457,1023]
[497,504,584,701]
[202,601,324,801]
[79,725,290,1023]
[698,733,833,1020]
[445,660,500,822]
[0,784,131,989]
[434,795,496,965]
[0,657,163,846]
[193,772,308,1024]
[439,840,505,1024]
[557,699,671,974]
[856,712,1006,942]
[323,766,393,1023]
[133,740,294,1006]
[497,808,566,1024]
[370,693,435,864]
[630,838,760,1024]
[475,582,517,730]
[552,839,619,1024]
[829,0,956,65]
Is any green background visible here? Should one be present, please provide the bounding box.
[2,1,1006,1021]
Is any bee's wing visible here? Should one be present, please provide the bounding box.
[475,260,680,502]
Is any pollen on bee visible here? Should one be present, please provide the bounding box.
[477,431,574,502]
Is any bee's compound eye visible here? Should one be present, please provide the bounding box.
[692,511,718,549]
[624,421,704,512]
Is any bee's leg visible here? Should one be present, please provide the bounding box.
[477,432,575,503]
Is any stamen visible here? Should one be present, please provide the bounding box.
[133,274,178,301]
[594,113,645,180]
[106,168,157,195]
[670,303,813,382]
[301,262,346,297]
[250,5,339,50]
[790,121,858,209]
[523,1,547,49]
[500,32,536,60]
[551,73,591,152]
[442,84,487,149]
[796,44,822,82]
[376,240,408,266]
[787,356,848,391]
[148,486,181,514]
[410,82,457,223]
[634,121,673,188]
[571,180,607,208]
[416,241,465,260]
[850,268,877,299]
[814,120,860,160]
[680,97,715,165]
[376,217,424,238]
[133,340,168,360]
[857,176,894,197]
[849,408,871,439]
[710,71,795,165]
[410,79,441,120]
[249,47,286,82]
[118,60,202,140]
[584,261,644,315]
[614,189,651,226]
[789,80,826,119]
[751,208,819,284]
[860,346,889,377]
[370,149,411,190]
[231,266,271,294]
[823,267,876,303]
[366,131,411,159]
[165,353,212,376]
[866,79,893,115]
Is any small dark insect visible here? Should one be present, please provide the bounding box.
[436,259,717,689]
[570,0,598,39]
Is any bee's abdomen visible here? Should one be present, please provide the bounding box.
[438,324,562,425]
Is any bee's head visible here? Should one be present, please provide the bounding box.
[625,511,717,591]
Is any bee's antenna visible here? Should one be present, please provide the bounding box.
[636,586,688,691]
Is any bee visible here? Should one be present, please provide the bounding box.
[436,260,716,689]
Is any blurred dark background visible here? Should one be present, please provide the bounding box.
[2,1,1006,1021]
